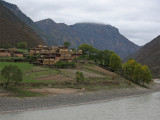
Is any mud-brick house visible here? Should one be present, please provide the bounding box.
[0,49,24,57]
[0,49,11,57]
[29,45,82,65]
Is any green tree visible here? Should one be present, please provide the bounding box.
[78,43,94,59]
[25,55,40,63]
[71,48,77,52]
[17,42,27,49]
[76,71,84,83]
[133,63,143,84]
[123,59,152,85]
[141,65,152,84]
[109,53,122,71]
[64,41,70,48]
[1,65,23,89]
[123,59,137,80]
[2,44,13,49]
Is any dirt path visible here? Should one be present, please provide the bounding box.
[87,66,116,76]
[36,75,72,82]
[28,88,82,95]
[60,69,104,78]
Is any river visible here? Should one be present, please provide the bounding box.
[0,91,160,120]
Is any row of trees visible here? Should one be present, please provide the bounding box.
[78,43,121,70]
[78,43,152,85]
[0,42,27,49]
[123,59,152,85]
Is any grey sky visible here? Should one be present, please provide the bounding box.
[4,0,160,46]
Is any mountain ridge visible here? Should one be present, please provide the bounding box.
[0,0,52,45]
[36,19,140,59]
[131,35,160,77]
[0,1,44,47]
[1,0,140,59]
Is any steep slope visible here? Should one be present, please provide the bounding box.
[71,23,140,59]
[0,0,139,58]
[0,0,51,45]
[36,19,82,47]
[36,20,140,59]
[0,2,44,47]
[132,35,160,77]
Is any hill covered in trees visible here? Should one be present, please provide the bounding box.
[0,1,44,48]
[131,35,160,77]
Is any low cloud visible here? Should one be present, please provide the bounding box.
[5,0,160,46]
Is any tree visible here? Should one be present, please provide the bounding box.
[64,41,70,48]
[1,65,23,89]
[25,55,40,63]
[133,63,143,84]
[109,53,122,71]
[123,59,152,85]
[123,59,137,80]
[141,65,152,84]
[71,48,77,52]
[76,71,84,83]
[17,42,27,49]
[78,43,94,59]
[2,44,13,49]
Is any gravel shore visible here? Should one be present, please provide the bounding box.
[0,83,160,113]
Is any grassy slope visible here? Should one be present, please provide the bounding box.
[0,62,59,83]
[0,62,132,97]
[0,62,60,97]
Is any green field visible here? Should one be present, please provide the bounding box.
[0,62,132,97]
[0,62,59,83]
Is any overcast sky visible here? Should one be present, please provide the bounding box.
[4,0,160,46]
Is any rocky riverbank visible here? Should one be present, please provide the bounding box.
[0,83,160,113]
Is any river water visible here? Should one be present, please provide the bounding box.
[1,92,160,120]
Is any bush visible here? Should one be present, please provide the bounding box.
[64,41,70,48]
[17,42,27,49]
[54,61,76,68]
[76,71,84,83]
[1,65,23,89]
[25,55,40,63]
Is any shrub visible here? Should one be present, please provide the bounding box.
[64,41,70,48]
[54,61,75,68]
[76,71,84,83]
[1,65,23,89]
[25,55,40,63]
[17,42,27,49]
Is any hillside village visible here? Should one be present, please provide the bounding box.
[0,0,156,100]
[30,45,82,65]
[0,45,82,65]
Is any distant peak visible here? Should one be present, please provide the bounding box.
[36,18,56,24]
[74,22,106,26]
[44,18,55,22]
[46,18,53,21]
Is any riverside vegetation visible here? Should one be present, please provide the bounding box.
[0,43,152,97]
